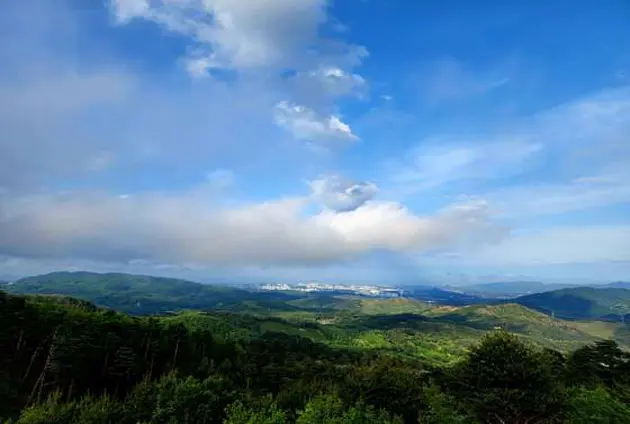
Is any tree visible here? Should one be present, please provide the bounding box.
[566,340,630,389]
[450,331,565,424]
[150,373,232,424]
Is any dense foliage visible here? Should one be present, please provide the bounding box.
[2,290,630,423]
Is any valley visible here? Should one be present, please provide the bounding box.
[4,271,630,362]
[2,272,630,423]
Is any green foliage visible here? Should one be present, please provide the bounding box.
[566,387,630,423]
[418,385,474,424]
[566,339,630,397]
[14,392,122,424]
[149,373,231,424]
[296,394,402,424]
[224,397,287,424]
[449,331,567,423]
[3,287,630,424]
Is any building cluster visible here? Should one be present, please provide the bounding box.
[259,282,402,297]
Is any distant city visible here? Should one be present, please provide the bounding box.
[259,282,403,297]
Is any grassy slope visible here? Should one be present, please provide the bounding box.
[424,303,630,351]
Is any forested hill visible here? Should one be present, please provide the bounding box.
[516,287,630,320]
[7,271,630,354]
[4,271,302,314]
[2,290,630,423]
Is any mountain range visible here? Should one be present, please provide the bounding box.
[4,271,630,353]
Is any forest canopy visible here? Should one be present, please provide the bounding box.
[2,291,630,423]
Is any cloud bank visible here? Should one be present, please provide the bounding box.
[0,190,502,267]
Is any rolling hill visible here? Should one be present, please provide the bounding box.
[6,271,630,359]
[516,287,630,320]
[402,285,488,305]
[4,271,304,314]
[451,281,578,298]
[423,303,630,350]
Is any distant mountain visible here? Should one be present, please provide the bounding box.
[604,281,630,290]
[4,271,303,314]
[451,281,579,298]
[516,287,630,320]
[402,285,489,305]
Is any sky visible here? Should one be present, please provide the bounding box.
[0,0,629,284]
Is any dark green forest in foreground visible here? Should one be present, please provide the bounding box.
[2,288,630,424]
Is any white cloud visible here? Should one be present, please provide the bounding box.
[310,174,378,212]
[0,0,369,195]
[315,67,366,97]
[274,101,358,142]
[315,199,503,253]
[0,190,503,267]
[109,0,349,75]
[289,66,367,101]
[111,0,149,22]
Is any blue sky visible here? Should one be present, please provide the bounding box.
[0,0,629,284]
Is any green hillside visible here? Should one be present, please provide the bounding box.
[8,272,630,360]
[516,287,630,320]
[424,303,630,351]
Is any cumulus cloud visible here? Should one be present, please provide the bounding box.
[109,0,358,75]
[310,174,378,212]
[0,190,502,267]
[273,101,358,142]
[0,0,302,192]
[0,0,371,196]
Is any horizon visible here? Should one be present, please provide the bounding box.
[2,269,628,288]
[1,0,629,283]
